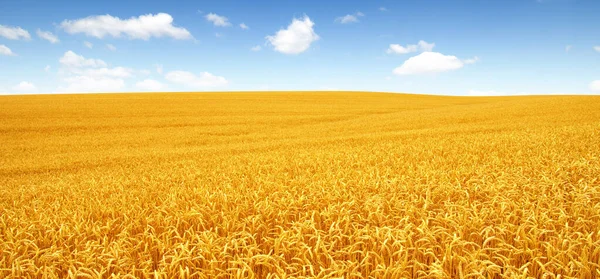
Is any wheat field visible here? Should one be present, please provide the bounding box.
[1,92,599,278]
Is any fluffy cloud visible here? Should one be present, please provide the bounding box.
[393,52,474,75]
[135,79,167,91]
[84,41,93,48]
[594,46,600,53]
[60,13,192,40]
[240,23,249,30]
[0,45,15,56]
[266,16,319,54]
[165,71,228,87]
[57,51,134,93]
[387,40,435,54]
[590,80,600,92]
[59,51,107,68]
[0,25,31,40]
[12,81,36,92]
[156,64,163,74]
[58,76,125,93]
[379,7,388,11]
[251,45,262,51]
[75,67,133,78]
[45,65,51,72]
[205,13,231,27]
[36,29,59,43]
[106,44,116,51]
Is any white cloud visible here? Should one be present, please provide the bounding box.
[336,12,364,24]
[60,13,192,40]
[464,56,480,64]
[140,69,151,75]
[565,45,572,53]
[590,80,600,92]
[37,29,59,43]
[106,43,116,51]
[594,46,600,53]
[84,41,93,48]
[75,67,134,78]
[59,50,107,68]
[393,52,470,75]
[387,44,418,54]
[266,16,319,54]
[165,70,228,87]
[135,79,166,91]
[0,25,31,40]
[156,64,163,74]
[56,50,134,93]
[251,45,262,51]
[0,45,15,56]
[12,81,36,92]
[240,23,249,30]
[387,40,435,54]
[58,76,125,93]
[205,13,231,27]
[45,65,51,72]
[336,15,358,24]
[379,7,388,11]
[215,32,223,38]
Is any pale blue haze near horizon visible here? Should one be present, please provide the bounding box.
[0,0,599,95]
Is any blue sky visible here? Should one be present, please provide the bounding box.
[0,0,599,95]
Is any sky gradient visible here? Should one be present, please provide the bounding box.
[0,0,599,95]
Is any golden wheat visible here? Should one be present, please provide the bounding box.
[1,92,599,278]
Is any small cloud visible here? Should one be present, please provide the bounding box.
[565,45,572,53]
[58,76,125,93]
[0,44,15,56]
[335,15,358,24]
[60,13,192,40]
[251,45,262,51]
[379,7,388,11]
[165,70,228,87]
[197,10,204,14]
[12,81,37,92]
[393,51,473,75]
[590,80,600,92]
[594,46,600,53]
[135,79,166,91]
[464,56,480,64]
[336,12,364,24]
[215,32,224,38]
[266,15,319,55]
[205,13,231,27]
[37,29,60,43]
[106,44,116,51]
[59,50,107,68]
[45,65,51,72]
[0,25,31,40]
[387,40,434,54]
[240,23,249,30]
[84,41,93,48]
[156,64,163,74]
